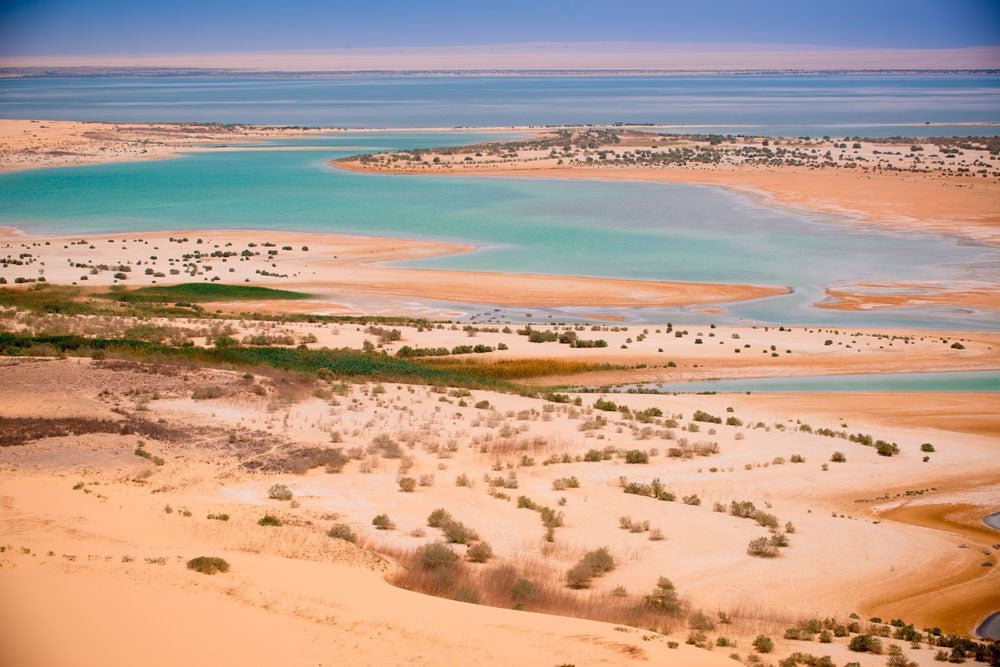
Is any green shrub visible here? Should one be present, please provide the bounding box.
[645,577,683,615]
[848,635,882,654]
[753,635,774,654]
[920,443,935,452]
[689,610,716,631]
[594,398,618,412]
[566,561,594,589]
[747,537,779,558]
[418,542,457,569]
[466,541,494,563]
[372,513,395,530]
[427,508,453,527]
[693,410,722,424]
[831,451,846,463]
[186,556,230,575]
[398,477,417,492]
[510,578,540,605]
[442,519,479,544]
[625,449,649,464]
[327,523,357,543]
[258,514,281,527]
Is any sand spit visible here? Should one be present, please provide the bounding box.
[0,119,348,172]
[0,227,788,310]
[338,128,1000,246]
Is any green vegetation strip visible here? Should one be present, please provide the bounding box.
[0,284,431,326]
[0,332,560,391]
[99,283,312,303]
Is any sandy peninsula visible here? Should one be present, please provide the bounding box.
[336,128,1000,246]
[0,227,788,311]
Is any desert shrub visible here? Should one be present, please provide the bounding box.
[510,578,540,605]
[566,561,595,589]
[625,449,649,464]
[186,556,230,575]
[372,513,396,530]
[747,537,779,558]
[442,519,479,544]
[418,542,457,569]
[645,576,683,615]
[848,635,882,654]
[427,508,453,527]
[921,443,935,452]
[467,541,494,563]
[370,433,403,459]
[267,483,293,501]
[693,410,722,424]
[398,477,417,492]
[327,523,357,543]
[258,514,282,527]
[192,385,225,400]
[552,476,580,490]
[593,398,617,412]
[452,587,479,604]
[690,610,716,631]
[875,440,899,457]
[566,547,615,588]
[682,494,701,506]
[206,513,229,521]
[831,451,846,462]
[753,635,774,654]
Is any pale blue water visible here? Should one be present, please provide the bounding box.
[0,131,997,329]
[619,370,1000,393]
[1,74,998,136]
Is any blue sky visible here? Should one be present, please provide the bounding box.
[1,0,998,56]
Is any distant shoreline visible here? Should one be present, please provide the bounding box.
[3,67,1000,79]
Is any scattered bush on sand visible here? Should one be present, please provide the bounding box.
[186,556,230,575]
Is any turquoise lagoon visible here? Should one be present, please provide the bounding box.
[0,131,997,329]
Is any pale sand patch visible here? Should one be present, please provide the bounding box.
[0,227,788,310]
[820,282,1000,312]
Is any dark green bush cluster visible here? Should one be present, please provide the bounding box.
[624,449,649,464]
[583,448,614,462]
[692,410,722,424]
[594,398,618,412]
[847,635,882,654]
